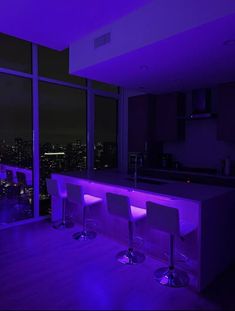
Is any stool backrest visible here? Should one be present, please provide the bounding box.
[106,192,131,220]
[16,172,26,186]
[146,201,180,236]
[6,170,13,183]
[66,183,84,206]
[46,178,60,198]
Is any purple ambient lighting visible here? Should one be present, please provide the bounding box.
[52,173,200,226]
[80,178,173,201]
[0,0,153,50]
[139,65,149,71]
[223,39,235,46]
[71,11,235,93]
[1,164,32,185]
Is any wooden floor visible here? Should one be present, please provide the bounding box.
[0,220,234,310]
[0,197,33,225]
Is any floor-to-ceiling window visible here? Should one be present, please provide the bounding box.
[0,74,32,168]
[92,80,119,94]
[0,34,33,224]
[0,33,120,223]
[94,95,118,169]
[39,82,87,215]
[38,46,87,216]
[0,33,32,73]
[38,46,86,85]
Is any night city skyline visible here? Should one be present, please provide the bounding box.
[0,135,117,215]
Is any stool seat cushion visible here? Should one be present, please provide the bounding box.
[60,192,67,199]
[84,194,102,206]
[130,205,146,221]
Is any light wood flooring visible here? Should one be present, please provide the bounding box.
[0,220,234,310]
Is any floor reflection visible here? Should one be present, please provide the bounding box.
[0,179,33,224]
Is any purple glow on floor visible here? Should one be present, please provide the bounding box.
[2,220,227,310]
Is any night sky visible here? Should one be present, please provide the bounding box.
[0,73,32,143]
[0,73,117,145]
[0,34,118,146]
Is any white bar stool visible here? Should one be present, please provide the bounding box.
[106,192,146,265]
[146,201,196,287]
[46,178,72,229]
[66,183,102,240]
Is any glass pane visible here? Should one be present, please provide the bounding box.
[0,73,33,223]
[39,82,87,215]
[0,33,32,73]
[94,95,118,169]
[93,80,119,93]
[38,46,86,86]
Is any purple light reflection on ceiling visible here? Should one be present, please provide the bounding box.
[0,0,153,50]
[72,12,235,93]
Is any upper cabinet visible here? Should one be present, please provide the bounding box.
[154,92,185,142]
[128,94,155,152]
[217,82,235,142]
[128,92,185,153]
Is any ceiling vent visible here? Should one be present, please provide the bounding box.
[94,32,111,49]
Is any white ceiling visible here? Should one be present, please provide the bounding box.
[1,0,235,93]
[73,13,235,93]
[0,0,152,50]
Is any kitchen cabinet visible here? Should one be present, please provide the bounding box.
[217,82,235,142]
[154,92,185,142]
[128,94,162,167]
[128,94,155,153]
[128,92,185,151]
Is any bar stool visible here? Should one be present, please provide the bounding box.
[5,170,18,198]
[6,169,14,185]
[106,192,146,265]
[146,201,195,287]
[16,172,27,195]
[66,183,102,240]
[46,178,72,229]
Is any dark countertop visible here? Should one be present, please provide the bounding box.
[139,167,235,188]
[144,167,235,179]
[52,170,235,203]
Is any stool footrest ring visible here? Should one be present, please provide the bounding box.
[116,249,145,265]
[154,267,189,287]
[72,230,96,241]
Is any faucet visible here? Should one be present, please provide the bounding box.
[133,153,143,188]
[129,152,143,188]
[134,155,138,188]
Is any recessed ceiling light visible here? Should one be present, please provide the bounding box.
[224,39,235,46]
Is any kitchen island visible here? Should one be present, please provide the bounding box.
[51,170,235,292]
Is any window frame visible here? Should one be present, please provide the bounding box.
[0,38,122,221]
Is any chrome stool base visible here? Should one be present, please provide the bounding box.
[116,248,145,265]
[154,267,189,287]
[72,230,96,241]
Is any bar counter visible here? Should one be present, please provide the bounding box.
[51,170,235,292]
[54,170,234,202]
